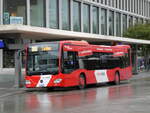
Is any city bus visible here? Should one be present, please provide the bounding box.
[25,40,132,89]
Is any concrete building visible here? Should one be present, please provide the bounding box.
[0,0,150,68]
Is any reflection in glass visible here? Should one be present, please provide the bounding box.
[123,14,127,33]
[83,4,90,33]
[62,0,70,30]
[27,43,59,75]
[101,9,107,35]
[30,0,45,27]
[49,0,59,29]
[3,0,26,24]
[73,1,81,32]
[109,11,114,36]
[116,12,121,36]
[93,6,99,34]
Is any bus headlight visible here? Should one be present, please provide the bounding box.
[25,80,31,84]
[54,79,62,84]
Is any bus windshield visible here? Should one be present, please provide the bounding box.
[26,43,59,75]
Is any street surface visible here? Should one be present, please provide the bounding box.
[0,73,150,113]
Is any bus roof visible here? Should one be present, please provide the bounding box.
[60,40,89,46]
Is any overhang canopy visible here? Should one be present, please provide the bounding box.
[0,25,150,44]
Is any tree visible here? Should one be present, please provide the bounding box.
[123,24,150,40]
[123,23,150,71]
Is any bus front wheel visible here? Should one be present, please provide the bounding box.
[78,74,86,89]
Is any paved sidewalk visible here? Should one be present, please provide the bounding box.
[131,71,150,80]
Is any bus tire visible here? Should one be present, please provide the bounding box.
[114,72,120,85]
[78,74,86,89]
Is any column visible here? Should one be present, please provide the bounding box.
[90,4,93,33]
[45,0,49,28]
[0,0,3,24]
[70,0,73,31]
[27,0,30,25]
[132,44,138,74]
[0,49,3,68]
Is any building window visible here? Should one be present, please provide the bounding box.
[49,0,59,29]
[129,16,133,27]
[131,0,134,12]
[108,0,111,6]
[138,18,143,24]
[83,4,90,33]
[128,0,131,12]
[134,17,138,25]
[134,0,136,13]
[119,0,122,9]
[122,0,124,10]
[109,11,114,36]
[116,12,121,36]
[101,0,107,5]
[123,14,127,33]
[101,8,107,35]
[112,0,115,7]
[116,0,118,8]
[92,6,99,34]
[3,0,26,25]
[73,1,81,32]
[101,0,104,4]
[62,0,70,30]
[125,0,127,11]
[30,0,45,27]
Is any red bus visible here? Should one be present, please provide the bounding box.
[25,40,132,89]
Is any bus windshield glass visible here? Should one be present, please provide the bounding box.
[27,43,59,75]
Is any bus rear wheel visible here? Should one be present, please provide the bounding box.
[114,72,120,85]
[78,74,86,89]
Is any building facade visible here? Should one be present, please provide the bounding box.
[0,0,150,68]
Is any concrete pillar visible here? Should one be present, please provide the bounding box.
[0,49,3,68]
[132,44,138,74]
[0,0,3,24]
[15,50,23,88]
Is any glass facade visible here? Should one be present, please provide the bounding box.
[73,1,81,32]
[123,14,127,33]
[101,8,107,35]
[109,11,114,36]
[49,0,59,29]
[116,12,121,36]
[83,4,90,33]
[3,0,26,24]
[62,0,70,30]
[30,0,45,27]
[1,0,150,37]
[92,6,99,34]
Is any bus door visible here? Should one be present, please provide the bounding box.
[62,45,80,74]
[119,50,130,79]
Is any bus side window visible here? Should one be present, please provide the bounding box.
[62,51,79,74]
